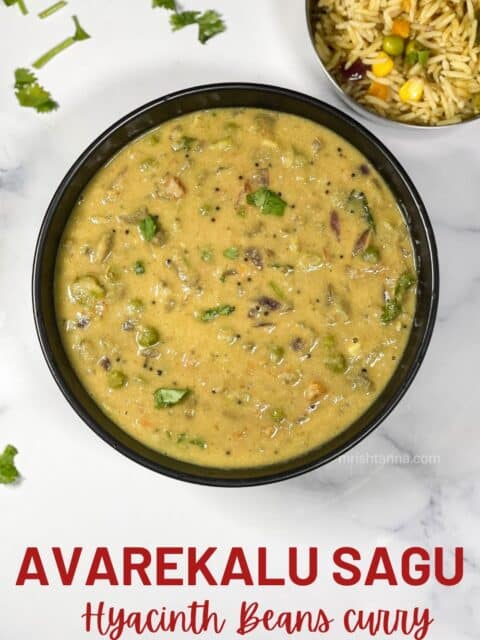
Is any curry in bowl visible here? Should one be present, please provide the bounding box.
[55,108,416,469]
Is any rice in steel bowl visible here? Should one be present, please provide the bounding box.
[313,0,480,125]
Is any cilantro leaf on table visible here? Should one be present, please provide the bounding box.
[197,9,226,44]
[152,0,176,9]
[168,8,226,43]
[170,10,200,31]
[14,68,59,113]
[0,445,20,485]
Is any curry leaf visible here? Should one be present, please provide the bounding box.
[347,190,376,230]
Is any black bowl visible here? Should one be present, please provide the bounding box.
[32,83,439,486]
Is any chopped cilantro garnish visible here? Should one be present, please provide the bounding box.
[3,0,28,15]
[0,445,20,485]
[395,271,417,299]
[247,188,287,216]
[197,9,226,44]
[152,0,176,9]
[32,15,90,69]
[200,304,235,322]
[381,299,402,324]
[223,247,239,260]
[138,215,157,241]
[14,68,58,113]
[170,10,200,30]
[154,387,190,408]
[38,0,67,19]
[171,135,197,152]
[169,8,225,44]
[381,271,417,324]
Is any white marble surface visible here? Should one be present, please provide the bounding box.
[1,1,479,638]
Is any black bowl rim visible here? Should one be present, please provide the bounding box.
[32,82,439,487]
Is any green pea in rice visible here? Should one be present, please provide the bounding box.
[314,0,480,125]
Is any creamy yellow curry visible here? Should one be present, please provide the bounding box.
[55,108,416,468]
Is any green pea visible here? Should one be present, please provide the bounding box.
[70,275,105,307]
[137,326,160,348]
[271,408,285,422]
[417,50,430,65]
[324,352,347,374]
[382,35,405,56]
[107,370,126,389]
[405,40,429,66]
[268,344,285,364]
[127,298,144,314]
[133,260,145,274]
[362,246,381,263]
[405,40,419,56]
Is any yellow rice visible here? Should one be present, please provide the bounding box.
[314,0,480,125]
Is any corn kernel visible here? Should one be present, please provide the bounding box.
[372,52,394,77]
[347,342,362,357]
[399,77,424,102]
[402,0,411,11]
[368,81,391,101]
[392,18,411,38]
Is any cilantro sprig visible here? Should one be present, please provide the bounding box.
[0,445,20,485]
[152,0,176,8]
[32,15,90,69]
[154,387,190,408]
[154,0,226,44]
[247,188,287,217]
[138,215,158,241]
[14,67,58,113]
[170,9,226,43]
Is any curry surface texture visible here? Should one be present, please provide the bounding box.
[55,108,416,468]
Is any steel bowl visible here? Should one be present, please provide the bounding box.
[306,0,480,129]
[32,83,439,486]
